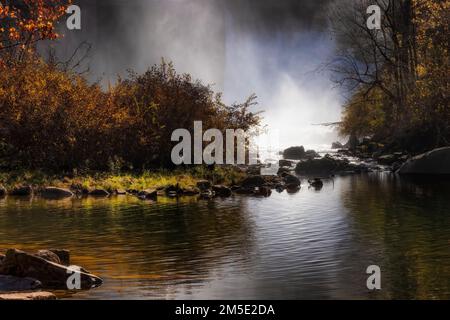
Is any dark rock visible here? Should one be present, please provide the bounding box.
[41,187,74,199]
[0,275,42,292]
[304,150,320,160]
[0,291,56,300]
[241,175,265,188]
[126,189,139,195]
[279,159,293,167]
[35,250,61,264]
[257,186,272,197]
[49,249,70,266]
[295,155,356,175]
[138,189,157,200]
[182,187,200,196]
[308,178,324,190]
[89,189,110,197]
[0,185,6,197]
[196,180,212,191]
[283,146,305,160]
[331,141,344,149]
[200,190,214,199]
[286,184,301,194]
[397,147,450,175]
[235,187,256,195]
[0,249,102,290]
[283,174,301,187]
[277,167,291,176]
[377,154,397,165]
[212,185,232,197]
[165,184,182,195]
[9,185,32,196]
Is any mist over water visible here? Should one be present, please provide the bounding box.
[54,0,342,149]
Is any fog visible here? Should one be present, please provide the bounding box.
[51,0,343,150]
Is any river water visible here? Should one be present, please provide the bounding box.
[0,172,449,299]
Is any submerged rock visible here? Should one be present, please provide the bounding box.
[0,249,102,290]
[397,147,450,175]
[41,187,74,199]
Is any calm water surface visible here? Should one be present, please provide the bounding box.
[0,173,449,299]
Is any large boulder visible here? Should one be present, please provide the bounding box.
[397,147,450,175]
[295,155,356,175]
[41,187,74,199]
[0,275,42,292]
[283,146,305,160]
[331,141,344,149]
[0,249,102,289]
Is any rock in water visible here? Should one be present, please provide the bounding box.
[283,146,305,160]
[138,189,157,200]
[196,180,212,191]
[41,187,74,199]
[212,185,232,197]
[283,174,301,187]
[0,185,6,197]
[9,185,32,196]
[241,176,265,188]
[0,275,42,291]
[0,292,56,300]
[0,249,102,289]
[88,189,110,197]
[397,147,450,175]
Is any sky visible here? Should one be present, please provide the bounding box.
[52,0,343,150]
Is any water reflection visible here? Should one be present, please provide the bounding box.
[0,174,448,299]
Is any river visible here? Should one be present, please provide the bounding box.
[0,172,449,299]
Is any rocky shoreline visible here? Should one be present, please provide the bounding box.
[0,146,448,203]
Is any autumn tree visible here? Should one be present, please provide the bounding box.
[0,0,69,65]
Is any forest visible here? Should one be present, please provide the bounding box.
[329,0,449,153]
